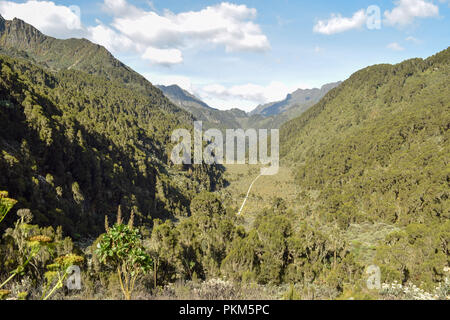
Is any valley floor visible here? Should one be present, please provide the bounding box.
[219,164,412,285]
[219,164,302,225]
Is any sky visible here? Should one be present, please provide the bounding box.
[0,0,448,112]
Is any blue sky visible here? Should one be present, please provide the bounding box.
[0,0,448,111]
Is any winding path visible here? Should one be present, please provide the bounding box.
[237,173,263,215]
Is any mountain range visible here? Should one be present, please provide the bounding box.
[0,13,448,295]
[157,81,341,130]
[0,14,340,132]
[250,82,341,116]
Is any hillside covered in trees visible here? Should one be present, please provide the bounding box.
[0,16,225,237]
[0,15,180,107]
[280,47,449,289]
[281,47,449,227]
[0,14,448,301]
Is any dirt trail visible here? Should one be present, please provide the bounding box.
[220,165,301,217]
[237,173,262,215]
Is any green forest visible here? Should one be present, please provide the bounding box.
[280,48,450,295]
[0,15,448,300]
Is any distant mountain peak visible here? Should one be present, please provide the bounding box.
[9,16,39,32]
[250,81,342,117]
[161,84,183,90]
[0,15,50,50]
[0,15,188,117]
[156,84,212,110]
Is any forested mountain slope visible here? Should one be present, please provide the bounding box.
[281,47,449,228]
[0,15,189,116]
[0,17,225,236]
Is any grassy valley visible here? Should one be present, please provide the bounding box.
[0,13,448,301]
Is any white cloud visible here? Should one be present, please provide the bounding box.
[197,81,309,112]
[86,0,270,66]
[145,73,193,92]
[0,0,269,66]
[102,0,143,18]
[387,42,405,51]
[87,21,135,53]
[313,9,367,35]
[384,0,439,27]
[108,1,270,53]
[0,0,83,38]
[314,0,442,35]
[142,47,183,66]
[405,36,421,43]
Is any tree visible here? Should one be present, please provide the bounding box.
[148,219,181,288]
[190,192,237,277]
[96,208,152,300]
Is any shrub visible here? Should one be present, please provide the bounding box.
[96,208,152,300]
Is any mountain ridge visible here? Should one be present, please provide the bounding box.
[156,84,244,129]
[158,82,342,129]
[280,47,449,226]
[250,81,342,117]
[0,15,223,236]
[0,15,190,117]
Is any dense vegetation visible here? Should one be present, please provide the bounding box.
[1,190,368,300]
[0,16,182,109]
[0,14,448,300]
[0,53,227,236]
[0,15,228,236]
[281,47,450,289]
